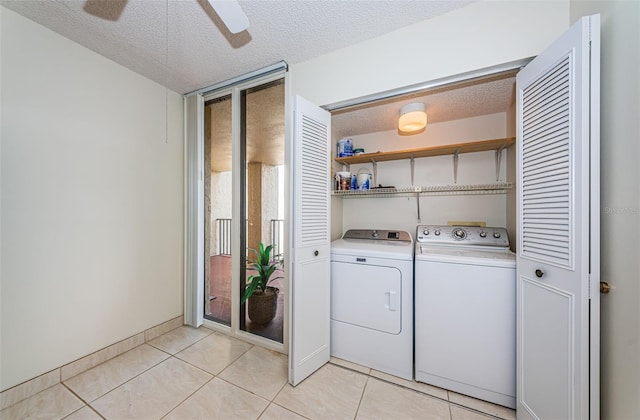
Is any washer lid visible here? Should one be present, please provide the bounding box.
[416,245,516,268]
[331,237,414,260]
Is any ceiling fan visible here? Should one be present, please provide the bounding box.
[207,0,250,34]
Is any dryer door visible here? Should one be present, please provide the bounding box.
[331,261,402,334]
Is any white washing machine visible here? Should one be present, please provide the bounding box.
[331,229,413,380]
[414,225,516,409]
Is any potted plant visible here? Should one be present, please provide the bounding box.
[242,242,283,324]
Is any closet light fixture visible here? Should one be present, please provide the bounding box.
[398,103,427,134]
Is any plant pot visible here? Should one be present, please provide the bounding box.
[247,286,279,325]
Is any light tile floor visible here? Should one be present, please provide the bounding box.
[1,326,516,420]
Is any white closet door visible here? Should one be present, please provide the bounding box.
[288,95,331,386]
[516,15,600,420]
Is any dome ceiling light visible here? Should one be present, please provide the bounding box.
[398,103,427,134]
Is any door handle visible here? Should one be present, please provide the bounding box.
[600,281,611,294]
[535,269,544,278]
[384,291,397,311]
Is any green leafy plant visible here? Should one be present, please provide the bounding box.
[241,242,283,304]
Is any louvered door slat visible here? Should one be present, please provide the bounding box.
[523,139,568,160]
[522,59,570,106]
[523,89,570,127]
[520,55,572,268]
[524,152,569,171]
[299,115,329,246]
[523,115,570,142]
[524,170,569,185]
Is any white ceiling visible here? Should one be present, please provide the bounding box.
[4,0,517,149]
[1,0,475,94]
[331,72,517,138]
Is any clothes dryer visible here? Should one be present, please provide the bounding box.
[331,229,413,380]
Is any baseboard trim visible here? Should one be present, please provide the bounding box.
[0,315,183,410]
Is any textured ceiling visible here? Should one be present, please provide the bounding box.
[331,72,517,139]
[1,0,475,94]
[4,0,513,159]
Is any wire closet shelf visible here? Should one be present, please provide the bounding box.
[332,182,513,198]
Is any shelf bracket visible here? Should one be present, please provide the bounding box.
[495,145,506,181]
[453,148,460,184]
[410,154,415,186]
[371,158,378,186]
[342,163,350,172]
[416,192,421,222]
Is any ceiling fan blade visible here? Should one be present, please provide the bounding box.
[207,0,250,34]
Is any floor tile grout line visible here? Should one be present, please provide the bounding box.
[448,402,507,420]
[271,378,289,402]
[62,345,172,402]
[215,343,257,378]
[64,342,171,385]
[328,361,511,419]
[255,402,270,419]
[159,372,217,420]
[215,373,284,403]
[87,354,215,420]
[171,344,251,378]
[352,375,370,420]
[146,327,215,356]
[70,351,173,414]
[266,401,313,420]
[59,382,106,420]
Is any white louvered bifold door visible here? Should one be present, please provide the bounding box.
[516,15,600,420]
[289,95,331,386]
[521,56,573,268]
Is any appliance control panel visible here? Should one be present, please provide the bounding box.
[416,225,509,248]
[342,229,412,243]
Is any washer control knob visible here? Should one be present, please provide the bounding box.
[493,232,501,239]
[434,229,441,236]
[423,229,430,236]
[479,231,487,238]
[453,228,466,240]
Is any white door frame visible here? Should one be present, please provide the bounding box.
[184,69,289,353]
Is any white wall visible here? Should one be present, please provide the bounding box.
[291,0,569,107]
[292,0,569,241]
[338,113,509,236]
[568,2,640,418]
[0,7,184,391]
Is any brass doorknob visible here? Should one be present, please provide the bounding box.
[600,281,611,294]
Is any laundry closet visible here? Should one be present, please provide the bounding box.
[323,69,521,409]
[329,71,518,245]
